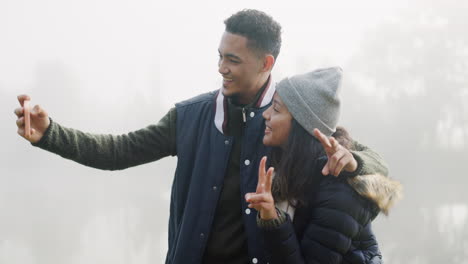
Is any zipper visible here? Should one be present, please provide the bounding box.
[242,107,247,123]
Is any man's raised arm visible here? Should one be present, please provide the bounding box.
[14,94,177,171]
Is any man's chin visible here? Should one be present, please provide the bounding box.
[222,89,239,100]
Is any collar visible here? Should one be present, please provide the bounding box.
[214,77,276,134]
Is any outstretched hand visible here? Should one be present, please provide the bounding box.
[14,95,50,143]
[245,156,277,220]
[313,128,358,176]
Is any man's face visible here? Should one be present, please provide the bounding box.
[218,31,265,101]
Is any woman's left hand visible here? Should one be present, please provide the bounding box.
[245,156,277,220]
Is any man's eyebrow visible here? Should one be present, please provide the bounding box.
[218,50,242,61]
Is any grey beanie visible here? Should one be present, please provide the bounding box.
[276,67,343,137]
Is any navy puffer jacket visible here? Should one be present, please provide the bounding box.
[260,165,402,263]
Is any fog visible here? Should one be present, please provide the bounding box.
[1,0,467,263]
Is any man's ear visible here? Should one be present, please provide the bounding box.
[262,54,275,72]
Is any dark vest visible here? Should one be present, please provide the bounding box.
[166,90,272,264]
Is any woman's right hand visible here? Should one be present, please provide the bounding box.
[14,94,50,143]
[245,156,277,220]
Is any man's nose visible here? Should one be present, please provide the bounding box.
[218,61,229,75]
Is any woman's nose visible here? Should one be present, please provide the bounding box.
[263,107,271,120]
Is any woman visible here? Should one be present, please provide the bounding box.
[245,68,402,263]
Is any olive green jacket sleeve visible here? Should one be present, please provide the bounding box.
[343,140,389,177]
[32,108,177,171]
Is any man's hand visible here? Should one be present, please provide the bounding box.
[245,156,277,220]
[313,128,358,176]
[14,95,50,143]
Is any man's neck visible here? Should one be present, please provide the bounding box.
[233,75,270,106]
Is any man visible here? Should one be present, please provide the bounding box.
[14,9,388,264]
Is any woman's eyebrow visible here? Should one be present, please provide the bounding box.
[273,99,282,107]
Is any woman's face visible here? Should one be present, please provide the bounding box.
[262,92,293,147]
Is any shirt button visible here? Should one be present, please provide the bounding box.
[212,186,217,191]
[252,258,258,264]
[250,112,255,118]
[244,159,250,166]
[245,208,251,215]
[200,233,205,238]
[224,140,229,145]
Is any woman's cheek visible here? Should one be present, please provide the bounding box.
[263,133,272,146]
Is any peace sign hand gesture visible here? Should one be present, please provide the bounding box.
[313,128,358,176]
[245,156,277,220]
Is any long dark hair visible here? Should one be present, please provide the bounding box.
[270,119,352,208]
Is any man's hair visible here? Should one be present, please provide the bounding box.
[224,9,282,60]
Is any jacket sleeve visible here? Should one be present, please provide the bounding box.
[32,107,177,170]
[260,181,376,264]
[260,212,306,264]
[260,211,352,263]
[351,223,382,264]
[343,140,389,177]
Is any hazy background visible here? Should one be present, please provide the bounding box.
[1,0,467,263]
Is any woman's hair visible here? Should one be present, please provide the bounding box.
[270,119,352,208]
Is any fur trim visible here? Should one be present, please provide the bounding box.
[347,174,403,215]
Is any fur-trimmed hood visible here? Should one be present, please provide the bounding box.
[347,174,403,215]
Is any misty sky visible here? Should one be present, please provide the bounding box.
[1,0,467,263]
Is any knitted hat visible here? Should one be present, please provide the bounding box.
[276,67,343,137]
